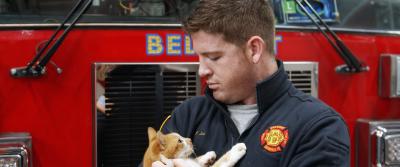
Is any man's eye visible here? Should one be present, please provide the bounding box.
[209,56,220,61]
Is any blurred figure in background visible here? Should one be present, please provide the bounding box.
[95,64,115,167]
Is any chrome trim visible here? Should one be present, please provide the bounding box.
[283,61,318,98]
[0,133,32,167]
[0,23,400,36]
[379,54,400,98]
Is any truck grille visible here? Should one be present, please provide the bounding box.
[97,62,317,167]
[100,64,199,167]
[284,62,318,97]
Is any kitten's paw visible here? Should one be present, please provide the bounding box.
[159,155,174,167]
[231,143,246,155]
[229,143,246,162]
[205,151,216,162]
[197,151,216,166]
[211,143,247,167]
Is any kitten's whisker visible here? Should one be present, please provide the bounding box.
[191,150,198,158]
[192,146,198,157]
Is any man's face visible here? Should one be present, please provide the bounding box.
[192,31,257,104]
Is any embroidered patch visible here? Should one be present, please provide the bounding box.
[260,125,289,153]
[195,130,206,136]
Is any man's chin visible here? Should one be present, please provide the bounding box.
[213,92,231,104]
[212,92,224,101]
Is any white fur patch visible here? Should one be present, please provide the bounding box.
[172,133,193,158]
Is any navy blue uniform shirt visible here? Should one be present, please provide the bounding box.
[161,60,350,167]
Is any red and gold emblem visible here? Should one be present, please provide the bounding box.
[260,125,289,153]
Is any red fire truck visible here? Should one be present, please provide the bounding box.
[0,0,399,167]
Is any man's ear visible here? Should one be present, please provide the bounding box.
[246,36,265,64]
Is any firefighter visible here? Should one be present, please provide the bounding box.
[152,0,350,166]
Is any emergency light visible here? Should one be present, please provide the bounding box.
[0,154,23,167]
[356,119,400,167]
[385,134,400,165]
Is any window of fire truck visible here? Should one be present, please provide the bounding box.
[0,0,399,31]
[0,0,197,24]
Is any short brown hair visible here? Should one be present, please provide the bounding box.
[183,0,275,54]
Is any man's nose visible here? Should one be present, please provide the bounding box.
[198,58,211,77]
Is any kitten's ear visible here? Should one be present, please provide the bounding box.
[147,127,157,142]
[157,131,166,151]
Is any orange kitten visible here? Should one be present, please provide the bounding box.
[143,127,246,167]
[143,127,194,167]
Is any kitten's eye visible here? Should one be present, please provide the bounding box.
[178,139,183,143]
